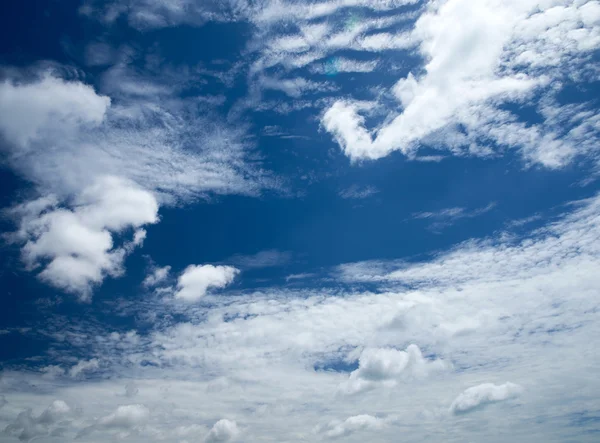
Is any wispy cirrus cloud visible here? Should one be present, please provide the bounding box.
[226,249,292,270]
[338,185,379,200]
[411,202,496,231]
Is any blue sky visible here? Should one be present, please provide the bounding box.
[1,0,600,441]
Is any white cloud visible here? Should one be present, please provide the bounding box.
[69,358,100,378]
[205,419,239,443]
[354,32,413,51]
[0,73,110,148]
[4,400,73,441]
[0,71,275,202]
[1,4,600,440]
[339,344,448,395]
[338,185,379,199]
[285,272,316,282]
[322,0,600,167]
[412,203,496,231]
[77,404,151,439]
[10,176,158,299]
[255,0,419,24]
[450,382,523,414]
[175,265,240,302]
[97,404,150,429]
[322,414,394,439]
[310,58,379,75]
[143,265,172,288]
[259,76,333,98]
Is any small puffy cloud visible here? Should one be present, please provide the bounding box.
[97,404,150,429]
[69,358,100,378]
[37,400,71,425]
[322,414,394,439]
[11,176,158,300]
[340,344,448,395]
[450,382,523,414]
[205,419,239,443]
[77,404,151,439]
[143,265,171,288]
[0,73,110,147]
[175,265,240,302]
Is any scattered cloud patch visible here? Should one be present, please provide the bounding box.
[175,265,240,302]
[285,272,316,282]
[321,414,396,439]
[7,176,158,300]
[339,344,448,395]
[310,58,379,75]
[339,185,379,200]
[69,358,100,378]
[143,265,171,288]
[0,73,110,148]
[412,202,496,231]
[450,382,523,414]
[322,0,600,168]
[5,400,73,441]
[205,419,239,443]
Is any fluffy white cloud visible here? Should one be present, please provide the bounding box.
[0,74,110,148]
[76,404,151,440]
[36,400,71,425]
[10,176,158,299]
[339,345,448,395]
[69,358,100,378]
[143,265,171,288]
[322,0,600,167]
[97,404,150,429]
[322,414,394,439]
[175,265,240,302]
[205,419,239,443]
[450,382,523,414]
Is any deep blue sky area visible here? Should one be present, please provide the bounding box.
[1,1,600,442]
